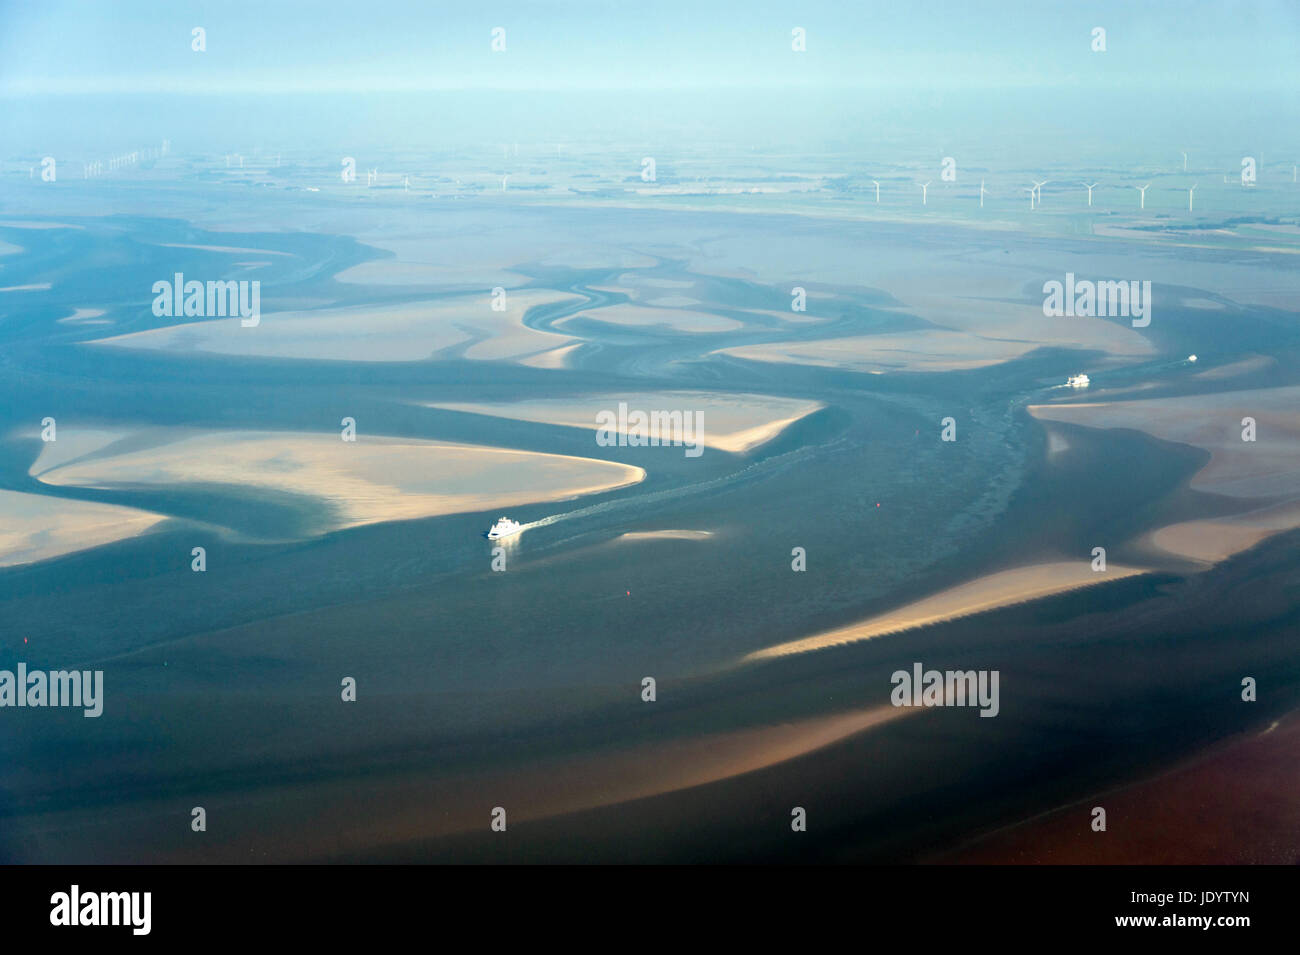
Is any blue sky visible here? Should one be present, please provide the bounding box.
[2,0,1298,94]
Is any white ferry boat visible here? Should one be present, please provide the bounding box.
[486,517,522,540]
[1066,373,1091,388]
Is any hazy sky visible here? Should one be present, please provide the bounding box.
[2,0,1298,94]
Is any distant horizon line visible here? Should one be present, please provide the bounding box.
[1,80,1290,97]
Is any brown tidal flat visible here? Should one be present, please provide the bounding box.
[88,289,583,364]
[28,427,644,540]
[429,392,823,454]
[7,704,913,863]
[717,266,1155,374]
[742,561,1148,663]
[0,488,166,567]
[319,704,913,856]
[933,712,1300,864]
[1030,388,1300,565]
[1030,388,1300,501]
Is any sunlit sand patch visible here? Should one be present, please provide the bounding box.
[443,705,913,830]
[614,529,714,542]
[89,300,464,360]
[31,429,645,536]
[589,283,728,320]
[787,270,1151,370]
[748,306,829,325]
[0,221,84,230]
[333,233,538,288]
[564,303,742,334]
[0,489,166,568]
[455,292,585,361]
[720,328,1037,373]
[1030,387,1300,500]
[23,428,125,475]
[588,280,704,311]
[1032,390,1300,564]
[50,704,917,861]
[427,391,823,453]
[158,243,292,256]
[585,274,699,304]
[335,259,527,288]
[645,295,701,307]
[1192,355,1274,381]
[893,242,1294,316]
[0,283,52,292]
[936,301,1151,354]
[57,308,108,325]
[1142,500,1300,565]
[743,562,1149,662]
[518,342,581,369]
[890,266,1154,343]
[257,704,917,857]
[85,290,583,364]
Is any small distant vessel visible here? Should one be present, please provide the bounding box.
[1066,373,1091,388]
[1187,354,1198,362]
[487,517,522,540]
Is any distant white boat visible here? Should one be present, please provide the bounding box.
[1066,373,1090,388]
[487,516,522,540]
[1187,354,1198,362]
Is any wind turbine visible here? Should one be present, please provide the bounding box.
[1031,180,1049,208]
[403,175,409,192]
[979,179,987,208]
[1135,183,1151,209]
[871,179,880,203]
[1082,181,1099,206]
[1024,187,1035,209]
[919,181,931,205]
[501,174,509,191]
[1188,183,1197,211]
[1181,151,1188,172]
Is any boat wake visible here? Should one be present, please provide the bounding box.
[515,436,843,544]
